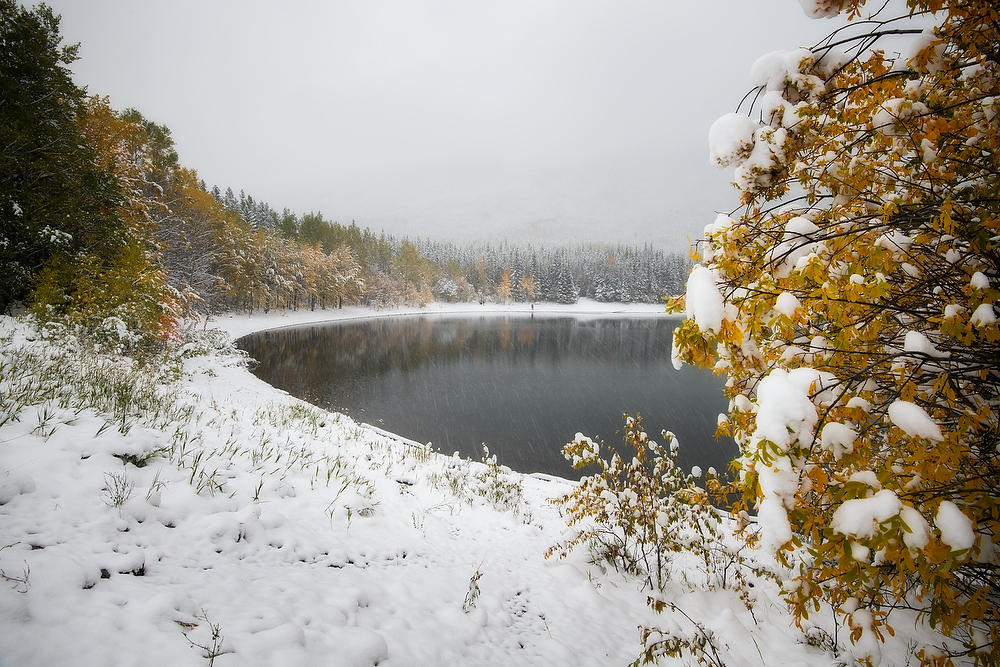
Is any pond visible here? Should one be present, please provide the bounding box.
[237,314,737,478]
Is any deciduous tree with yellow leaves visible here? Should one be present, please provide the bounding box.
[29,96,186,342]
[670,0,998,663]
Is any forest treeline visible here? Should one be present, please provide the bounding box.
[0,1,687,344]
[211,186,689,308]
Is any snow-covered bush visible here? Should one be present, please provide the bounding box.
[672,1,1000,663]
[178,325,248,363]
[471,445,523,514]
[549,414,769,664]
[429,446,524,514]
[1,316,189,439]
[549,415,727,589]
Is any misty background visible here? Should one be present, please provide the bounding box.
[46,0,834,249]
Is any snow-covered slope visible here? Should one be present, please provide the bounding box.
[0,309,922,666]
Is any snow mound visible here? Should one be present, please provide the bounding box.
[902,330,949,359]
[758,496,793,553]
[751,48,815,90]
[820,422,856,460]
[831,490,902,539]
[971,303,996,327]
[774,292,802,318]
[684,264,725,333]
[899,506,930,550]
[708,113,759,168]
[752,368,831,453]
[935,501,975,551]
[887,400,943,441]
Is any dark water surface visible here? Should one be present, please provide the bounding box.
[238,314,736,478]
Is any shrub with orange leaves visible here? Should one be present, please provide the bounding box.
[671,1,998,664]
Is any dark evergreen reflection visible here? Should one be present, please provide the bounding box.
[238,315,736,478]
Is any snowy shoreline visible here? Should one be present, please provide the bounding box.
[207,298,672,341]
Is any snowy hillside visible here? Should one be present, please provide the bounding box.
[0,308,932,666]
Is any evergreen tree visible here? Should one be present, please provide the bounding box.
[299,212,327,248]
[279,208,298,239]
[554,262,578,304]
[0,0,122,312]
[510,260,526,301]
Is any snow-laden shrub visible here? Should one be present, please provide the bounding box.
[548,414,771,664]
[1,315,189,438]
[429,446,523,514]
[548,414,726,590]
[673,0,1000,663]
[471,445,523,514]
[178,325,247,364]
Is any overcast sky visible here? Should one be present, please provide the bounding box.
[46,0,835,249]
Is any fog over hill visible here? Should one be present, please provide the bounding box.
[45,0,834,250]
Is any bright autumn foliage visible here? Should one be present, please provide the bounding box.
[30,97,185,342]
[670,1,998,664]
[497,267,513,304]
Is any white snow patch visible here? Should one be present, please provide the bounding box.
[708,113,759,168]
[704,213,734,237]
[684,265,725,334]
[752,368,833,453]
[785,216,819,237]
[211,299,668,341]
[970,303,996,327]
[887,400,943,441]
[935,501,975,551]
[849,608,882,663]
[749,367,838,554]
[757,496,793,553]
[831,490,902,539]
[903,330,949,359]
[751,49,814,91]
[874,230,913,256]
[670,334,684,371]
[756,454,798,503]
[820,422,856,460]
[847,471,880,489]
[943,304,964,319]
[846,397,871,412]
[734,126,789,191]
[774,292,802,318]
[899,505,930,550]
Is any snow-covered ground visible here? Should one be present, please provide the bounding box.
[0,305,927,666]
[209,298,669,341]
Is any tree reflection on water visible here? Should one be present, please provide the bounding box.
[238,315,736,477]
